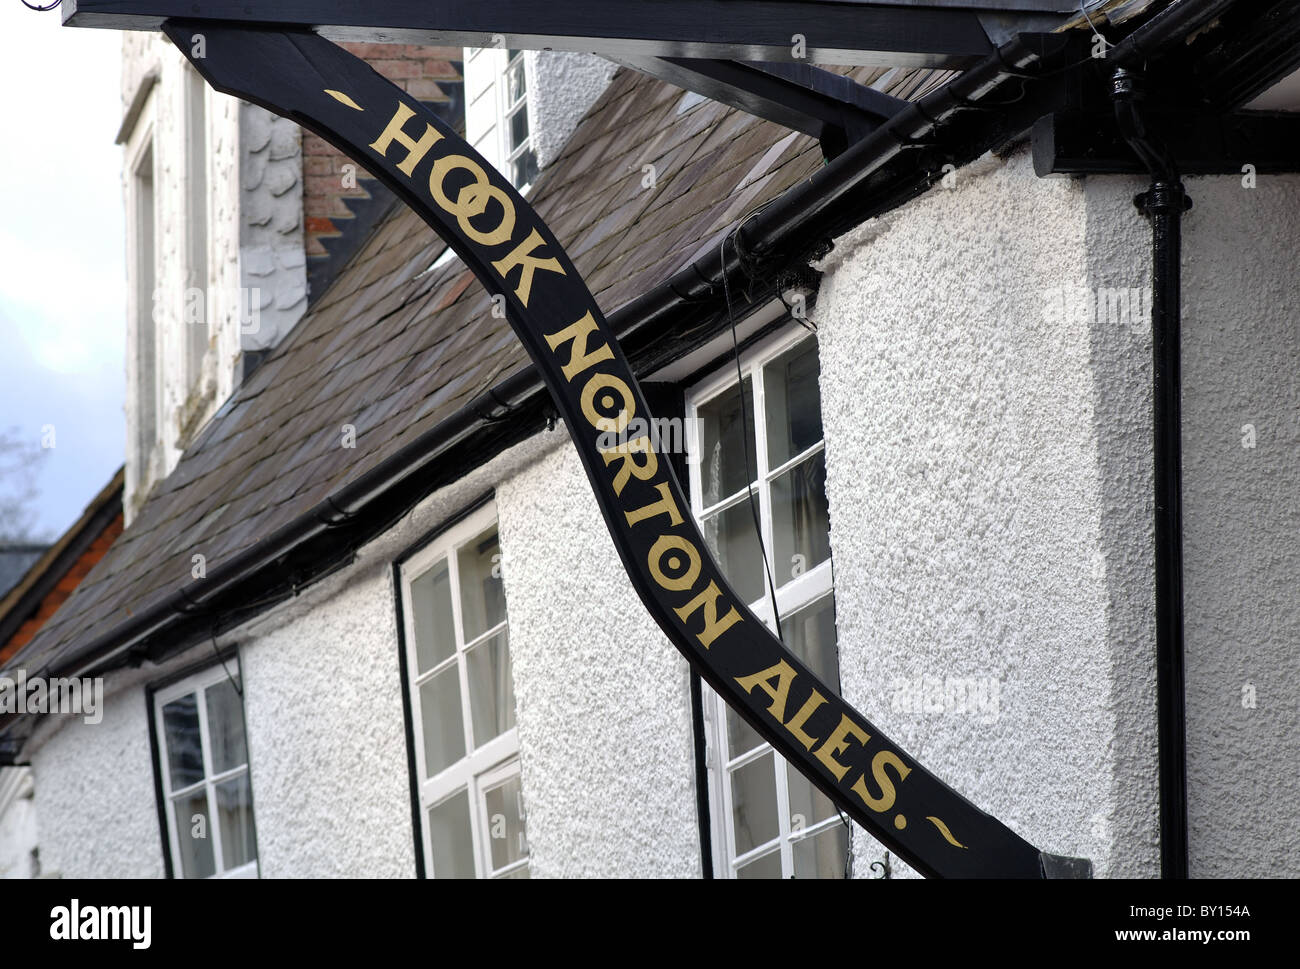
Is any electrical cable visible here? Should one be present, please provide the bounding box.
[209,624,243,698]
[720,232,782,643]
[723,228,859,877]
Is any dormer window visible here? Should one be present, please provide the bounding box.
[502,50,538,190]
[465,47,538,192]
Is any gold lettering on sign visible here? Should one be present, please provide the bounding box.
[544,312,614,381]
[851,750,912,813]
[623,482,683,528]
[735,659,797,722]
[369,101,443,176]
[493,228,565,307]
[813,714,871,781]
[648,534,701,591]
[580,372,635,434]
[673,581,742,647]
[427,154,517,247]
[785,689,829,750]
[599,436,657,496]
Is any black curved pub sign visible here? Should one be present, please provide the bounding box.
[168,22,1085,878]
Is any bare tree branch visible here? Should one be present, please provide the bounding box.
[0,426,47,542]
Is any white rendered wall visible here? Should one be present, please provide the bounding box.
[0,767,39,878]
[234,564,417,878]
[1179,173,1300,877]
[526,52,617,171]
[28,663,168,878]
[813,147,1159,878]
[496,437,702,878]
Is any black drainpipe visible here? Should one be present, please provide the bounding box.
[1112,66,1192,880]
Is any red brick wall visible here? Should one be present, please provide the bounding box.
[304,44,463,259]
[0,513,125,665]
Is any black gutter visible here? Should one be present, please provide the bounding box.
[0,1,1215,744]
[1108,0,1238,68]
[1113,64,1192,880]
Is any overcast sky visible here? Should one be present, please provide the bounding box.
[0,3,125,540]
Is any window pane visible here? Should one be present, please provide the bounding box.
[172,791,215,879]
[500,865,530,879]
[215,773,257,871]
[466,631,515,747]
[701,500,765,605]
[428,789,476,878]
[483,772,528,872]
[764,339,823,467]
[509,104,529,151]
[792,824,848,879]
[511,148,538,189]
[736,849,782,879]
[506,59,527,104]
[162,693,204,790]
[730,752,779,856]
[787,764,836,832]
[725,705,764,762]
[411,558,456,674]
[205,678,248,775]
[419,666,466,777]
[698,377,754,507]
[783,595,839,690]
[458,527,506,643]
[771,450,831,584]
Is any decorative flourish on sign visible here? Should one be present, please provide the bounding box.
[927,816,968,849]
[324,89,364,111]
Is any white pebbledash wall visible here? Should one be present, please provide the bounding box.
[0,768,39,878]
[526,52,619,170]
[813,147,1159,878]
[496,441,701,877]
[1179,173,1300,877]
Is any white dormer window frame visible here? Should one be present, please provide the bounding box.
[464,46,538,193]
[122,86,161,516]
[498,49,538,193]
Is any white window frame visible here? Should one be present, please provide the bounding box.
[497,48,537,193]
[465,46,537,193]
[152,661,259,879]
[685,325,844,879]
[183,62,211,389]
[123,99,161,503]
[398,501,528,878]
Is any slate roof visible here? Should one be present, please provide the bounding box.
[8,63,950,677]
